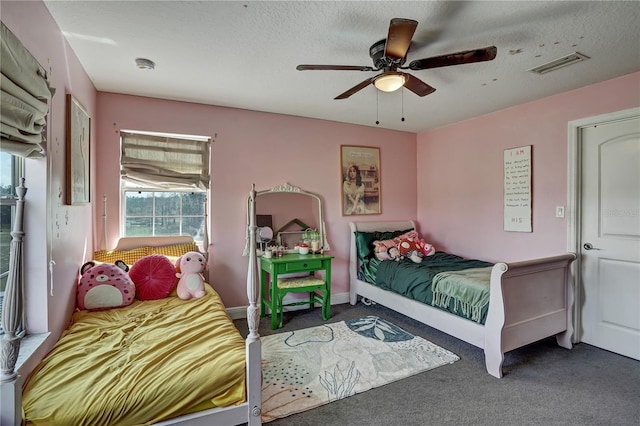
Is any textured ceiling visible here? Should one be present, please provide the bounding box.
[43,1,640,133]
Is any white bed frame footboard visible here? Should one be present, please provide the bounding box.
[349,221,576,378]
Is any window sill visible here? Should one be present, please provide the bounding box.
[16,332,50,370]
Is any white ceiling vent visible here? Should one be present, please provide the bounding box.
[528,52,590,75]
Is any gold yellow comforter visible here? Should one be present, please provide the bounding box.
[22,284,246,425]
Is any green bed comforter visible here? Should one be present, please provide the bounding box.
[371,252,493,324]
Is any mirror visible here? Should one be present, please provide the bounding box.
[243,183,330,255]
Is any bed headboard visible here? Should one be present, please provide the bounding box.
[113,235,195,251]
[349,220,416,234]
[348,220,416,285]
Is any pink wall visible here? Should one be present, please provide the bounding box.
[95,94,417,307]
[4,0,637,378]
[2,1,98,373]
[416,72,640,262]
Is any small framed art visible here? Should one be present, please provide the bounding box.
[340,145,381,215]
[66,94,91,205]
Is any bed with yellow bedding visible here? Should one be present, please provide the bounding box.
[22,284,245,425]
[3,189,263,425]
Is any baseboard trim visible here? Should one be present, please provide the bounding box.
[227,292,350,320]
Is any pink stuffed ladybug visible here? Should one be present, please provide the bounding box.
[398,238,435,263]
[77,260,136,311]
[176,251,207,300]
[398,239,423,263]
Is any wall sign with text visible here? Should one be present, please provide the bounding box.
[504,145,532,232]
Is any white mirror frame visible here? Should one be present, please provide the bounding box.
[243,182,330,256]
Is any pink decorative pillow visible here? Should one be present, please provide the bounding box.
[372,238,397,256]
[129,254,177,300]
[77,261,136,311]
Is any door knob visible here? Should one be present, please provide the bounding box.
[583,243,600,250]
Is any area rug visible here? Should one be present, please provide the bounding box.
[261,316,459,422]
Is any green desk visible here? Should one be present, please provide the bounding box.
[259,253,334,329]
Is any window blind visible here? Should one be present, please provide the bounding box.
[120,131,211,190]
[0,22,54,158]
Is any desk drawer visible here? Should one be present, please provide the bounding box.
[285,259,322,272]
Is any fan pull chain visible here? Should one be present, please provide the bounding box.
[375,90,380,125]
[401,87,405,122]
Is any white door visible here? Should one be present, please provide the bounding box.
[580,114,640,360]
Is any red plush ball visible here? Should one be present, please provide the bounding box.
[129,255,177,300]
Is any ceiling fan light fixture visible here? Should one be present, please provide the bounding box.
[374,72,406,92]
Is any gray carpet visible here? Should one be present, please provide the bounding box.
[234,302,640,426]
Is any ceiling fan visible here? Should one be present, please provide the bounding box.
[296,18,497,100]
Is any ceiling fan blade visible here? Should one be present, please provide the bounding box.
[407,46,498,70]
[297,64,375,71]
[403,74,436,97]
[384,18,418,60]
[334,77,376,100]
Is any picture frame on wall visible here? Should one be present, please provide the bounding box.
[340,145,381,215]
[66,94,91,205]
[503,145,532,232]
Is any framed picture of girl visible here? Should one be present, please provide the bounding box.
[340,145,381,215]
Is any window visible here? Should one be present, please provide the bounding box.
[124,190,206,244]
[0,151,24,334]
[120,131,211,245]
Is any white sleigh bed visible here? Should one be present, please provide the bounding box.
[0,182,263,425]
[349,220,577,378]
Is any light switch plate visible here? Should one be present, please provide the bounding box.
[555,206,565,218]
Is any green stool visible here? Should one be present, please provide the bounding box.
[275,274,330,328]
